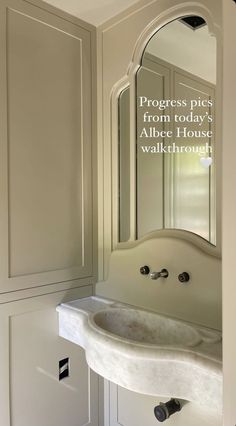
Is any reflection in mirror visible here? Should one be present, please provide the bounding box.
[118,16,216,245]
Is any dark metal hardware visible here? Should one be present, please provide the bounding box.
[178,272,190,283]
[140,265,150,275]
[154,399,182,422]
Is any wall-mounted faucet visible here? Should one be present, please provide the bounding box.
[140,266,190,283]
[140,266,169,279]
[150,269,169,280]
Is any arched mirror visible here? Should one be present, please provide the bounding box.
[118,16,217,245]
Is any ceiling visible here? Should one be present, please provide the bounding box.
[41,1,217,84]
[42,0,142,26]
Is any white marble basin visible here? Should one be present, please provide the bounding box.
[57,296,222,412]
[92,308,202,347]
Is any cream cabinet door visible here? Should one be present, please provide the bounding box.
[106,382,222,426]
[0,0,94,293]
[0,286,100,426]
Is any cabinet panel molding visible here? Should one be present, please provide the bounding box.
[0,286,99,426]
[0,0,95,293]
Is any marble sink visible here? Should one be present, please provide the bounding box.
[56,296,222,411]
[92,308,202,347]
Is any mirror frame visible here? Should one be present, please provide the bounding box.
[110,5,221,261]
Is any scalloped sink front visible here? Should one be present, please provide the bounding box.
[57,296,222,412]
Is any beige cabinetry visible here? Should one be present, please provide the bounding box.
[0,1,99,426]
[0,286,100,426]
[0,0,96,297]
[106,382,221,426]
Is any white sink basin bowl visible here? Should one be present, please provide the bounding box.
[91,308,202,347]
[57,297,222,412]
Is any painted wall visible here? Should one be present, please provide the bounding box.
[96,0,222,280]
[97,235,221,329]
[96,0,222,424]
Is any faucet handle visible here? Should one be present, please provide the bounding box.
[140,265,150,275]
[178,272,190,283]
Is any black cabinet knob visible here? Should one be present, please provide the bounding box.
[154,399,181,422]
[178,272,190,283]
[140,265,150,275]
